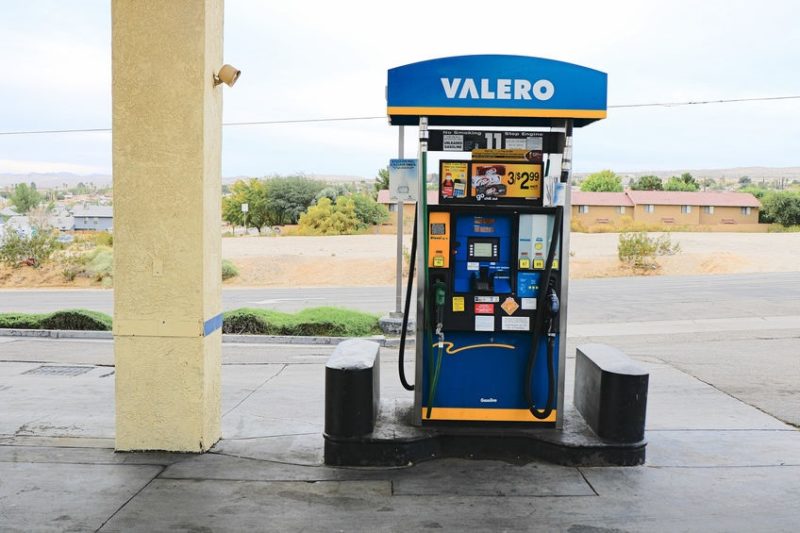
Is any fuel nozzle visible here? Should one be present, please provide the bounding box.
[433,279,447,308]
[547,287,560,316]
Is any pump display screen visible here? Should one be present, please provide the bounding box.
[468,238,499,261]
[473,242,493,258]
[430,223,446,235]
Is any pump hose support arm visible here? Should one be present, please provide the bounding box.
[524,206,563,420]
[397,203,417,391]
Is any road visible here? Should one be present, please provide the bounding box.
[1,271,799,428]
[1,272,799,324]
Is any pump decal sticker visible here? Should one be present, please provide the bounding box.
[475,315,495,331]
[500,297,520,315]
[502,316,530,331]
[521,298,537,310]
[431,341,515,355]
[474,303,494,314]
[452,297,465,312]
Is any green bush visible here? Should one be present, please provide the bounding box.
[0,229,59,268]
[618,231,680,270]
[222,259,239,280]
[0,309,112,331]
[40,309,112,331]
[222,306,381,337]
[351,193,389,226]
[297,197,362,235]
[0,313,43,329]
[84,246,113,284]
[93,232,113,247]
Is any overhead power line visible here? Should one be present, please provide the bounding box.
[1,95,799,136]
[609,95,800,108]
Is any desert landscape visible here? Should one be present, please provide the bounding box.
[1,232,797,289]
[222,232,800,287]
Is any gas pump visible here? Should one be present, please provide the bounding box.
[386,55,608,428]
[416,150,566,425]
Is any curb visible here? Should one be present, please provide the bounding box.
[0,328,415,347]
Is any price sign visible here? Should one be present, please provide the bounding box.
[470,162,542,202]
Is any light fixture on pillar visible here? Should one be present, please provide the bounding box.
[213,64,241,87]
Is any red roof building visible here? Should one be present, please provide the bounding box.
[572,190,761,229]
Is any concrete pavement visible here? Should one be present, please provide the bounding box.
[1,320,799,531]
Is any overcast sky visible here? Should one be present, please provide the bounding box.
[1,0,799,181]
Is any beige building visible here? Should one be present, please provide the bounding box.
[572,190,761,229]
[570,192,634,226]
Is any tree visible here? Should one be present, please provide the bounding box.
[374,168,389,194]
[700,177,716,190]
[664,173,699,191]
[630,175,663,191]
[263,176,326,225]
[9,183,42,214]
[351,193,389,226]
[222,178,269,232]
[314,184,351,204]
[580,170,623,192]
[738,176,752,186]
[760,191,800,226]
[297,197,361,235]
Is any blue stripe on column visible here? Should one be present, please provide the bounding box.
[203,313,224,336]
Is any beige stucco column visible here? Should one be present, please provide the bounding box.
[112,0,224,452]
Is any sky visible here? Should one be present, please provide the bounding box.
[1,0,799,182]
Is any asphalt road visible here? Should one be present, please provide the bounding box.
[1,271,799,324]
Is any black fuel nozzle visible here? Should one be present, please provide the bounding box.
[547,287,560,316]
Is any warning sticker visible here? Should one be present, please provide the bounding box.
[474,303,494,314]
[500,297,520,316]
[502,316,530,331]
[521,298,537,310]
[475,315,495,332]
[452,297,465,312]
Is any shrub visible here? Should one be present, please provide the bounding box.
[222,259,239,280]
[0,229,59,268]
[61,254,82,282]
[0,309,112,331]
[84,246,113,284]
[40,309,112,331]
[0,313,43,329]
[618,231,680,270]
[222,306,381,337]
[93,232,113,247]
[297,197,362,235]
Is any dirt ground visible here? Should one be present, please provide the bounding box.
[222,232,800,287]
[1,232,798,288]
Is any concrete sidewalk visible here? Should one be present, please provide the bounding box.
[1,335,799,532]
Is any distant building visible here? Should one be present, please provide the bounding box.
[72,205,113,231]
[377,189,438,220]
[49,208,75,231]
[569,192,633,226]
[572,191,761,228]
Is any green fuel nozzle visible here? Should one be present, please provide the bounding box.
[433,280,447,307]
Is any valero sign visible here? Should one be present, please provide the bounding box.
[387,55,607,127]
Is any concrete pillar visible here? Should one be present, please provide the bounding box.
[112,0,224,452]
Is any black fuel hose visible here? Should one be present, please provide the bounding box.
[524,207,563,420]
[398,204,417,391]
